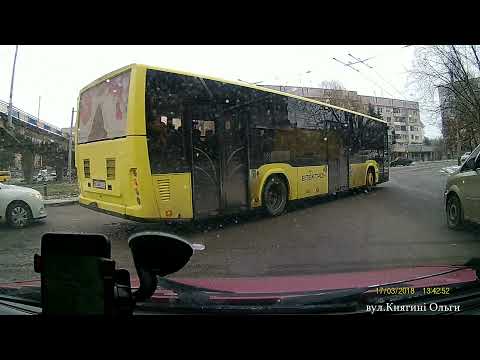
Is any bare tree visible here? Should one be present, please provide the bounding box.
[320,80,345,90]
[317,80,363,112]
[409,45,480,157]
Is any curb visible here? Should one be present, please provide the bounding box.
[44,199,79,207]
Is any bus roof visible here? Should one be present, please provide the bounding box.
[79,63,386,124]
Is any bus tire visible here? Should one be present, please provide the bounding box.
[366,168,376,192]
[262,175,288,217]
[446,193,464,230]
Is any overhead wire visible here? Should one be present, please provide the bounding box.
[346,48,414,100]
[332,56,397,98]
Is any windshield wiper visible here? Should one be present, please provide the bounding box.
[0,294,41,308]
[153,277,237,306]
[141,265,477,311]
[0,286,41,307]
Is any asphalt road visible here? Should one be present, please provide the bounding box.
[1,160,480,283]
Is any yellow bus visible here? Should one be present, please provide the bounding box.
[75,64,389,222]
[0,171,11,183]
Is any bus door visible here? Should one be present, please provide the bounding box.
[219,110,249,212]
[327,122,349,193]
[190,111,249,217]
[191,118,221,217]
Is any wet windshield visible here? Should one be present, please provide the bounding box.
[1,45,480,314]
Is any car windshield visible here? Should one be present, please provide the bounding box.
[1,45,480,315]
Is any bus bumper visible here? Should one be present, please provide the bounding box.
[79,201,192,223]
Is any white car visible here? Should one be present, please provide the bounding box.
[0,183,47,228]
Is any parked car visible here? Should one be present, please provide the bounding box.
[390,158,415,167]
[35,172,57,183]
[0,183,47,228]
[0,171,11,183]
[445,144,480,229]
[460,152,471,164]
[34,174,46,183]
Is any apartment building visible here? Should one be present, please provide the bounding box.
[262,85,436,161]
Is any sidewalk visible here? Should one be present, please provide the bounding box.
[417,159,457,163]
[440,165,460,175]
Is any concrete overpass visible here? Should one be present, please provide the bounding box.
[0,99,68,147]
[0,99,70,172]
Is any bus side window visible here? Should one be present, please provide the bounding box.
[146,113,189,173]
[145,70,198,174]
[192,119,217,160]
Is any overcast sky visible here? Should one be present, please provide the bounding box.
[0,45,441,138]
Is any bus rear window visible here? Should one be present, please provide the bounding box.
[78,70,130,144]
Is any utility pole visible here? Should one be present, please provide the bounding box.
[7,45,19,129]
[37,96,41,121]
[38,95,42,167]
[68,107,76,183]
[457,124,462,165]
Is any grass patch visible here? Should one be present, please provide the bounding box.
[22,182,79,198]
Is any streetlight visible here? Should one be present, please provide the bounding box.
[7,45,19,129]
[68,107,77,183]
[237,78,263,85]
[298,70,312,88]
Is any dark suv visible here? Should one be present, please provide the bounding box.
[390,158,414,167]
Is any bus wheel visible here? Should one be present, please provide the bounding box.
[262,175,288,216]
[366,168,376,192]
[446,194,464,230]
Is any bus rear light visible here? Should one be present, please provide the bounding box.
[130,168,140,197]
[165,210,173,217]
[83,159,91,178]
[106,159,116,180]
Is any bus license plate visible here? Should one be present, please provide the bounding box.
[93,180,106,189]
